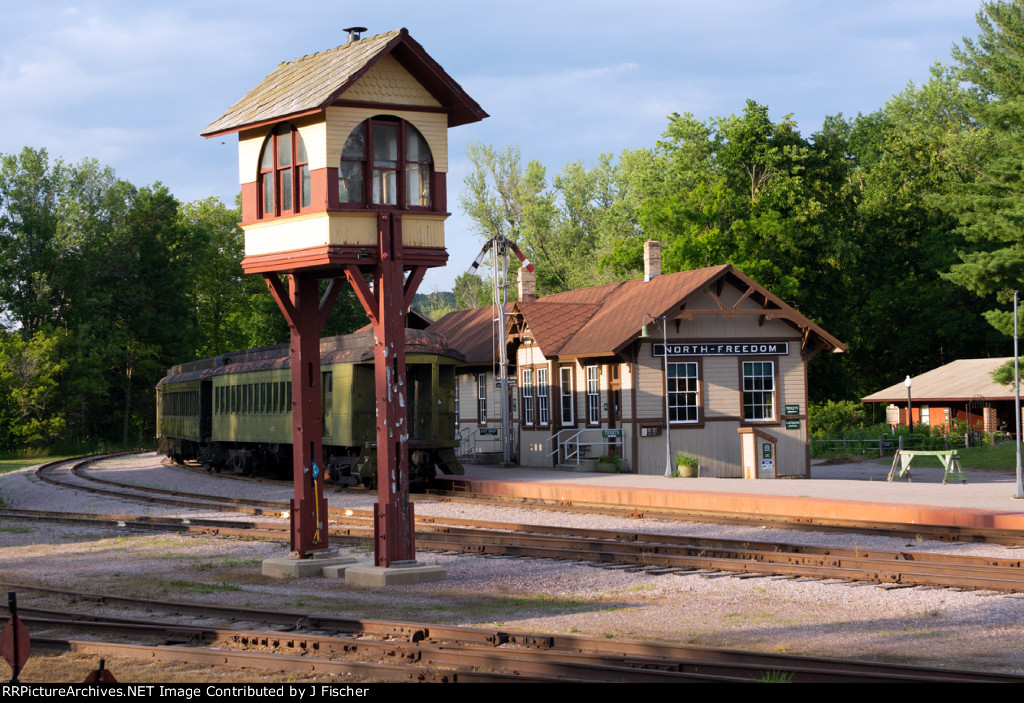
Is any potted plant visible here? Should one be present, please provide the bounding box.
[596,453,622,473]
[675,452,699,478]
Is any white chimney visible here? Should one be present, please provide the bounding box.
[644,239,661,282]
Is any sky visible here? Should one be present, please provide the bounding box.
[0,0,989,294]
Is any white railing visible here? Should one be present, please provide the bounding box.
[456,426,512,460]
[545,428,624,465]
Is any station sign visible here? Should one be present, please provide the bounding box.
[653,342,789,357]
[602,429,623,439]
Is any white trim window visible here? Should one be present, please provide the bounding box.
[454,376,460,426]
[586,365,600,425]
[478,372,487,424]
[522,368,534,426]
[537,367,549,426]
[560,367,574,425]
[667,362,699,423]
[742,361,775,421]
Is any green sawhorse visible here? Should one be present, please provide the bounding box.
[887,449,966,484]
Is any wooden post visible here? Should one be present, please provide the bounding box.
[372,213,415,566]
[263,273,341,557]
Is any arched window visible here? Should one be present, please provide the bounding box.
[258,123,310,219]
[339,116,433,209]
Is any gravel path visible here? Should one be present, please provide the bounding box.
[2,453,1024,675]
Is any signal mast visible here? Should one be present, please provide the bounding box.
[469,234,534,464]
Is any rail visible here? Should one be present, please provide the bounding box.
[456,426,513,460]
[810,431,1012,459]
[545,428,624,465]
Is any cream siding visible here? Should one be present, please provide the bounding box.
[237,115,328,185]
[402,214,447,248]
[244,212,392,256]
[243,213,332,256]
[343,54,442,108]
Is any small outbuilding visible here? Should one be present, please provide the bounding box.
[862,357,1016,434]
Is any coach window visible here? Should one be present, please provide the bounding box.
[667,362,700,423]
[339,116,433,208]
[258,123,310,219]
[742,361,776,422]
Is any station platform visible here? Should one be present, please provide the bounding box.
[438,460,1024,531]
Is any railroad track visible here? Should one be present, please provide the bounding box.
[4,584,1019,683]
[20,455,1024,592]
[426,484,1024,545]
[8,505,1024,593]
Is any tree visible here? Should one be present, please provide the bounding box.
[942,0,1024,334]
[844,67,1003,396]
[459,143,628,296]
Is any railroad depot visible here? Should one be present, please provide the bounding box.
[430,241,845,478]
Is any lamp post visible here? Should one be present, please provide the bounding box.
[905,375,913,432]
[643,313,673,478]
[1014,290,1022,499]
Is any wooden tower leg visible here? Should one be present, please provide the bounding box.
[264,273,340,557]
[373,213,415,566]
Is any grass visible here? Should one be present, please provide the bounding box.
[0,455,73,475]
[957,443,1019,470]
[757,670,794,683]
[165,580,241,594]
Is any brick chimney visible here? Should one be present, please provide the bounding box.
[518,265,537,302]
[644,239,661,282]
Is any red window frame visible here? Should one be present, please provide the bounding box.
[257,123,310,220]
[338,116,434,210]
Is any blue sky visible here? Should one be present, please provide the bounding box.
[0,1,987,293]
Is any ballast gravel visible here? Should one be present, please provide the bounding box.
[2,453,1023,675]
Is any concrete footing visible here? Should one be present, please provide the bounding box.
[262,555,359,579]
[344,561,446,587]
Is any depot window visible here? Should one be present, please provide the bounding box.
[667,362,699,423]
[257,123,311,219]
[742,361,776,422]
[339,116,433,208]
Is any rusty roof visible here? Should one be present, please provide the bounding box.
[518,264,844,359]
[158,329,462,385]
[432,264,844,363]
[427,305,509,365]
[201,28,487,137]
[862,357,1015,403]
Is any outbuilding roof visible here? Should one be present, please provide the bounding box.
[862,357,1015,403]
[201,28,487,137]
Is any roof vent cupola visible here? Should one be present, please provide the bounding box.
[343,27,367,44]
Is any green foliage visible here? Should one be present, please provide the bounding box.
[453,272,493,310]
[459,142,630,296]
[0,329,65,450]
[990,357,1024,386]
[941,1,1024,335]
[845,66,1004,396]
[757,670,794,683]
[809,400,867,437]
[413,290,456,320]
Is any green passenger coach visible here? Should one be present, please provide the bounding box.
[156,329,464,487]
